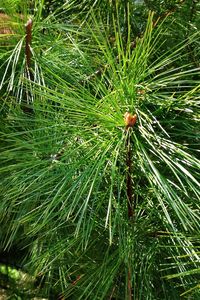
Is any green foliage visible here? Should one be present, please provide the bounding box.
[0,1,200,299]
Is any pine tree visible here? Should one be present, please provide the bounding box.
[0,1,200,299]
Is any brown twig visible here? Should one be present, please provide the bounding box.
[126,133,133,218]
[124,113,137,218]
[124,112,137,299]
[22,18,34,113]
[25,18,33,80]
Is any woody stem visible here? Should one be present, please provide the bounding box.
[126,130,134,218]
[22,18,34,113]
[126,132,134,300]
[25,19,33,80]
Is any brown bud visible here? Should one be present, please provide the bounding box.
[124,112,137,129]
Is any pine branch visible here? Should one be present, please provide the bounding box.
[124,113,137,218]
[23,18,34,113]
[25,18,33,80]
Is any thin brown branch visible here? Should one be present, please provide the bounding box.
[126,134,133,219]
[22,18,34,113]
[124,113,137,219]
[25,18,33,79]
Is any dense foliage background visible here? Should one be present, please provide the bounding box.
[0,0,200,299]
